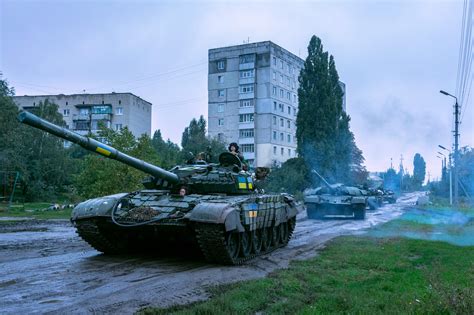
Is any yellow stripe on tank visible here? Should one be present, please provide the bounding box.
[238,183,247,189]
[96,147,112,156]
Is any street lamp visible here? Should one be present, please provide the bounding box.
[440,90,460,206]
[438,144,453,205]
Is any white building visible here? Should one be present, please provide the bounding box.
[208,41,305,168]
[13,92,152,139]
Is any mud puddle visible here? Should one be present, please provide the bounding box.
[0,192,422,314]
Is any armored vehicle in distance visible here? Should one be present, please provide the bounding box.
[18,111,298,265]
[304,170,367,220]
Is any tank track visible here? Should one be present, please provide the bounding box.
[195,218,296,265]
[75,219,126,254]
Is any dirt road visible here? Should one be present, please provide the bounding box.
[0,192,422,314]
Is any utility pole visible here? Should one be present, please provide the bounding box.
[399,154,404,192]
[440,90,460,206]
[453,99,460,205]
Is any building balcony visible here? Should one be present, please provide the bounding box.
[239,122,254,129]
[239,62,255,70]
[239,137,255,144]
[238,107,254,114]
[239,77,255,85]
[72,114,90,121]
[91,113,112,120]
[239,92,255,100]
[243,152,255,160]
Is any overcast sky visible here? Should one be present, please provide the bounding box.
[1,0,472,180]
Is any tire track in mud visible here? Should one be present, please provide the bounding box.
[0,192,422,314]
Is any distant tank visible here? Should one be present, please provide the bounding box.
[381,189,397,204]
[18,111,298,265]
[304,170,367,220]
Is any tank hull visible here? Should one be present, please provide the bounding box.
[71,191,298,265]
[304,195,367,220]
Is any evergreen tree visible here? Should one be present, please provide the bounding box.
[413,153,426,188]
[151,130,180,169]
[296,35,365,184]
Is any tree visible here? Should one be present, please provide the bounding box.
[151,129,180,169]
[180,116,225,163]
[413,153,426,188]
[264,158,310,196]
[296,35,365,184]
[0,77,76,200]
[74,126,160,198]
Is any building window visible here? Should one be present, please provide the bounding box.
[281,147,284,155]
[273,116,276,125]
[115,124,122,131]
[239,84,254,93]
[116,107,123,115]
[294,94,297,103]
[217,60,225,70]
[279,103,283,112]
[273,146,277,155]
[287,77,290,86]
[218,133,224,141]
[240,70,254,78]
[80,108,89,115]
[66,101,68,106]
[240,99,253,107]
[280,118,284,127]
[273,56,277,66]
[287,120,291,128]
[280,60,284,69]
[289,66,293,75]
[240,129,254,138]
[239,113,254,123]
[241,144,254,153]
[273,131,277,140]
[119,100,121,105]
[288,148,291,156]
[217,103,225,112]
[218,89,225,97]
[280,74,284,83]
[239,54,255,64]
[272,86,277,95]
[280,89,284,98]
[273,101,277,111]
[218,75,224,84]
[247,159,254,167]
[280,132,284,141]
[218,118,224,126]
[287,92,291,100]
[273,71,276,80]
[287,106,291,114]
[287,134,291,143]
[63,109,70,116]
[293,107,297,116]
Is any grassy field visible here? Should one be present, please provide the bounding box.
[141,208,474,315]
[0,202,73,220]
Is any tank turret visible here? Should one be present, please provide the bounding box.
[18,111,254,195]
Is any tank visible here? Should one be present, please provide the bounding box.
[18,111,297,265]
[304,170,367,220]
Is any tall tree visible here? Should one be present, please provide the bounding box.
[413,153,426,188]
[151,129,180,169]
[296,35,365,184]
[180,116,225,163]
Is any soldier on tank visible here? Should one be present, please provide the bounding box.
[228,142,248,171]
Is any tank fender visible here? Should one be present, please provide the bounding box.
[71,193,129,221]
[186,202,245,232]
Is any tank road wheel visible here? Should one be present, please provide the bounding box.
[271,225,281,247]
[252,230,263,254]
[240,231,252,258]
[279,222,289,245]
[225,231,240,260]
[288,217,296,236]
[261,227,272,252]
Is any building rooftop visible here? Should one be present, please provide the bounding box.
[13,92,152,106]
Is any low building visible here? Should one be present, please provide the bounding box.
[13,92,152,139]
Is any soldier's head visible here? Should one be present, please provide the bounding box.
[228,142,239,153]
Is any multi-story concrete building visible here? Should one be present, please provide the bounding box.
[13,93,152,139]
[208,41,304,168]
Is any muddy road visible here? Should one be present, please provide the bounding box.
[0,192,422,314]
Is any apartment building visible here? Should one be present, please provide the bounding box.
[13,92,152,140]
[208,41,304,168]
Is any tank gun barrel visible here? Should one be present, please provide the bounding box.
[17,111,180,184]
[311,169,333,190]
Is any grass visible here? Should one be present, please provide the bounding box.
[141,228,474,314]
[0,202,73,220]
